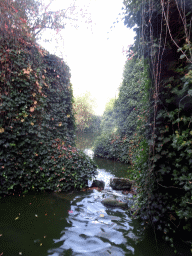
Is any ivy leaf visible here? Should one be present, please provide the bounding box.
[180,54,186,59]
[177,48,182,52]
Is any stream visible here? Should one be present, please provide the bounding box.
[0,132,191,256]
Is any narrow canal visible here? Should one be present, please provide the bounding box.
[0,133,190,255]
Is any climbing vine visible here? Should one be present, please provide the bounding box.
[0,0,97,196]
[123,0,192,252]
[94,57,149,164]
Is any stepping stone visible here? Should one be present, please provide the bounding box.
[101,198,128,209]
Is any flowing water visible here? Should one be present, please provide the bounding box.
[0,132,191,256]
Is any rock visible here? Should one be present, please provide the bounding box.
[101,198,128,209]
[110,178,132,190]
[83,187,102,192]
[91,180,105,189]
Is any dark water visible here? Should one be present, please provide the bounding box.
[0,132,191,256]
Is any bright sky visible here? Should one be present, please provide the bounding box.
[40,0,135,115]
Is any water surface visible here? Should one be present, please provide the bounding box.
[0,132,191,255]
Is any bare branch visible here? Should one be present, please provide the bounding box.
[161,0,192,63]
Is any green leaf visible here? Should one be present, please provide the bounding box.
[188,90,192,96]
[180,54,186,59]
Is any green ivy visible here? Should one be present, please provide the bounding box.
[122,0,192,251]
[0,19,97,197]
[94,57,150,164]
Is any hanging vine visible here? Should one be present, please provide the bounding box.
[123,0,192,252]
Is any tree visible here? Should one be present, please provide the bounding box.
[100,98,117,134]
[0,0,91,43]
[73,92,97,132]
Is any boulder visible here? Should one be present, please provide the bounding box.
[101,198,128,209]
[110,178,132,190]
[91,180,105,189]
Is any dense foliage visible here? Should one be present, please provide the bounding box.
[99,98,116,134]
[124,0,192,252]
[94,98,119,160]
[0,0,97,197]
[94,58,149,164]
[1,0,73,40]
[73,92,101,132]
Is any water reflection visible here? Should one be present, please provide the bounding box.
[93,156,129,178]
[48,191,136,256]
[1,188,186,256]
[75,132,130,178]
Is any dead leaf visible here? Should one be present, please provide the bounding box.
[30,107,34,112]
[0,128,5,133]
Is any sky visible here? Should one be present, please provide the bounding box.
[40,0,135,115]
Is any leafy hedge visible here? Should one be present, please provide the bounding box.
[94,58,149,164]
[0,22,97,196]
[94,133,131,163]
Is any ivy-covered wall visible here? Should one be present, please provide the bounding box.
[0,20,97,196]
[123,0,192,251]
[94,58,149,164]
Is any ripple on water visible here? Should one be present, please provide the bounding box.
[48,191,135,256]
